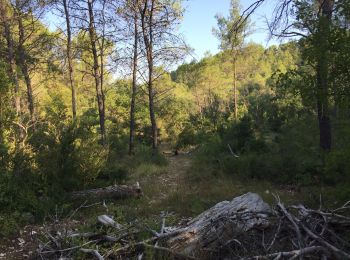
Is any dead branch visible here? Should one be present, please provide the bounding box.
[97,215,124,230]
[243,246,325,260]
[80,248,104,260]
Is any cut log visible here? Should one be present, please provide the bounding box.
[71,183,142,200]
[166,192,272,257]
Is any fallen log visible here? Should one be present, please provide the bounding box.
[166,192,272,257]
[71,182,142,200]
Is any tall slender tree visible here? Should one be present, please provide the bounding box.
[138,0,186,150]
[87,0,106,143]
[314,0,334,151]
[15,0,35,120]
[140,0,157,150]
[63,0,77,120]
[129,0,139,155]
[213,0,248,120]
[0,0,21,116]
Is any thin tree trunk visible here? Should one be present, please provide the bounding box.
[316,0,333,151]
[129,10,138,155]
[0,96,2,131]
[16,6,35,121]
[148,60,157,150]
[99,0,106,108]
[0,2,21,115]
[87,0,106,144]
[140,0,158,150]
[233,56,238,120]
[63,0,77,121]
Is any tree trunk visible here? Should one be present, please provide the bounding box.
[16,7,35,121]
[63,0,77,121]
[87,0,106,144]
[140,0,158,150]
[233,56,238,120]
[148,62,158,150]
[0,2,21,116]
[129,11,138,155]
[315,0,333,152]
[99,0,106,116]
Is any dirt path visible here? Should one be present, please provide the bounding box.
[142,144,193,205]
[164,154,191,188]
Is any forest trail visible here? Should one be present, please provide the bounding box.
[140,144,193,205]
[160,145,192,194]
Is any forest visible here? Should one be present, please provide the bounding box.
[0,0,350,259]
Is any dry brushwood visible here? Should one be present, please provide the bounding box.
[36,193,350,260]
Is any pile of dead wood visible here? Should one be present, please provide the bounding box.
[36,192,350,259]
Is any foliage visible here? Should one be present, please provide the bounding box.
[213,0,249,52]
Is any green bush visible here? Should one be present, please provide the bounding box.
[190,116,331,185]
[324,149,350,185]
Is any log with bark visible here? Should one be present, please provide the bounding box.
[71,183,142,200]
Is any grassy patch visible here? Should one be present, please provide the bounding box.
[133,163,167,178]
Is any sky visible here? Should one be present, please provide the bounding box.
[44,0,282,62]
[179,0,280,60]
